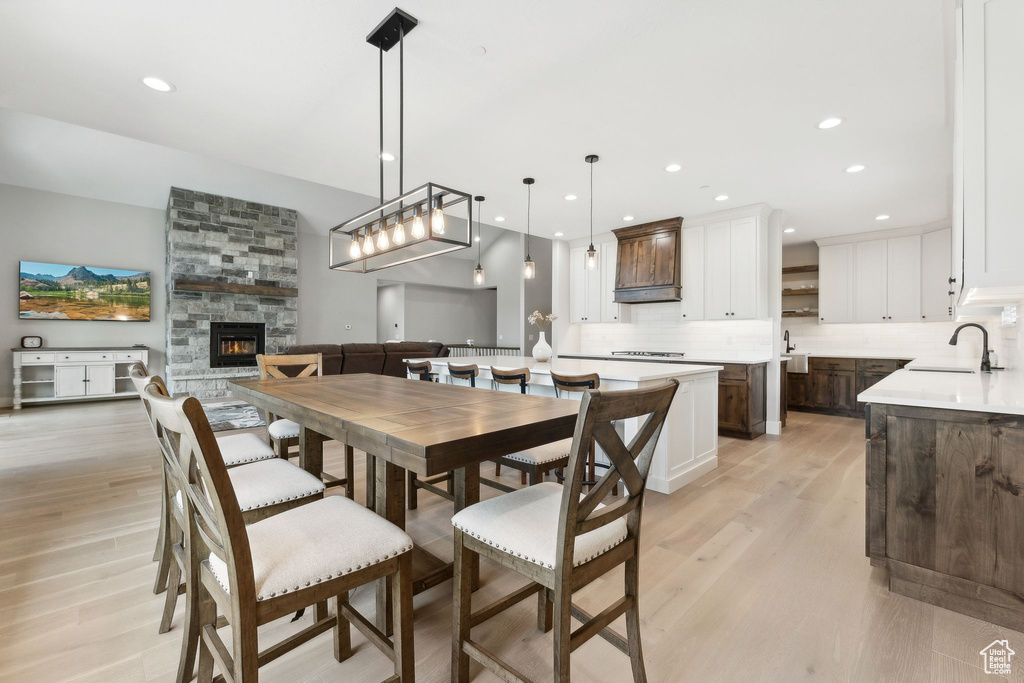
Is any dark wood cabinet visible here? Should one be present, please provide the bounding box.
[790,357,905,418]
[612,217,681,303]
[780,359,788,429]
[711,362,766,439]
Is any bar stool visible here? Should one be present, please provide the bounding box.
[446,363,479,387]
[552,371,617,495]
[405,359,439,382]
[488,366,570,489]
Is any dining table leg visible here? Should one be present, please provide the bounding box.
[454,463,481,591]
[374,458,406,636]
[298,427,325,480]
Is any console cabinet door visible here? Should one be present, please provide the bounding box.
[55,365,87,397]
[787,372,811,408]
[728,217,759,319]
[887,235,922,322]
[819,243,855,323]
[86,364,116,396]
[680,224,705,320]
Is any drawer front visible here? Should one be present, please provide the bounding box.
[114,351,145,361]
[57,351,115,363]
[812,357,856,372]
[21,352,56,364]
[719,364,748,381]
[857,359,898,373]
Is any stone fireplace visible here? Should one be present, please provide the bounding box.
[165,187,298,397]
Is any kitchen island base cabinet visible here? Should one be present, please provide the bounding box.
[717,363,766,440]
[866,404,1024,632]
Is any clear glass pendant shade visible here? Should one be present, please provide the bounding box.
[474,265,485,285]
[585,245,599,270]
[523,258,535,280]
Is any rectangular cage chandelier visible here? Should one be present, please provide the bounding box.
[329,7,473,273]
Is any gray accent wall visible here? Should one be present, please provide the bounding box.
[402,284,497,346]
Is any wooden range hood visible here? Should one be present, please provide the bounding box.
[612,217,682,303]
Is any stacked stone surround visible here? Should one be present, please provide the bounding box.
[165,187,298,398]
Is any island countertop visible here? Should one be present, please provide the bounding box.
[858,364,1024,415]
[408,355,722,383]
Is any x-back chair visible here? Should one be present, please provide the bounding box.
[551,371,618,496]
[451,379,679,682]
[146,386,416,683]
[256,353,355,499]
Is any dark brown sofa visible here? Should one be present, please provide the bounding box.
[284,341,448,377]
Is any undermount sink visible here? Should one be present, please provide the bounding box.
[782,353,808,373]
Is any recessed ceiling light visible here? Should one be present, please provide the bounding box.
[494,216,505,222]
[474,235,481,242]
[845,164,866,173]
[564,194,577,201]
[554,232,564,237]
[623,215,634,221]
[817,117,844,129]
[714,194,729,201]
[379,152,395,161]
[142,76,175,93]
[874,214,890,221]
[784,227,796,234]
[665,164,682,173]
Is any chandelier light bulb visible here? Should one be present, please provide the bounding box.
[392,219,406,245]
[431,206,445,235]
[348,234,361,259]
[411,211,426,239]
[377,225,390,250]
[362,229,375,255]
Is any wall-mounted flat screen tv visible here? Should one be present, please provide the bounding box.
[19,261,151,321]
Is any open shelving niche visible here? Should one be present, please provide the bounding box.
[781,264,819,319]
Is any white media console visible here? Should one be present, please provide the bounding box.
[11,346,149,409]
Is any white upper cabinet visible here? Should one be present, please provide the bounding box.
[886,235,922,322]
[921,228,953,320]
[704,221,733,320]
[679,224,705,320]
[956,0,1024,305]
[729,217,759,319]
[600,242,629,323]
[818,243,855,323]
[854,240,888,323]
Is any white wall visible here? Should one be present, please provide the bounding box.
[481,229,525,349]
[376,284,405,342]
[522,236,553,352]
[1,184,166,406]
[402,284,497,346]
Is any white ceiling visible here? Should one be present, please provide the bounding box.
[0,0,953,244]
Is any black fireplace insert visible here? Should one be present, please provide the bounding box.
[210,322,265,368]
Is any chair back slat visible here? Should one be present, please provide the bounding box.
[144,385,254,602]
[257,353,322,380]
[550,371,600,398]
[490,366,530,394]
[554,380,678,570]
[405,360,433,380]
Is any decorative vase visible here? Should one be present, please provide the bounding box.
[532,331,552,362]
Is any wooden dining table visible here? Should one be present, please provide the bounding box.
[230,372,581,633]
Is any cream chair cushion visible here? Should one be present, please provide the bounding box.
[268,418,301,440]
[216,432,276,467]
[175,459,324,513]
[502,439,571,465]
[451,482,627,570]
[208,496,413,601]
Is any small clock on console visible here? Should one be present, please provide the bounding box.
[20,336,42,349]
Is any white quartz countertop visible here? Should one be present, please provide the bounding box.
[560,352,771,365]
[407,355,722,382]
[787,352,917,360]
[858,364,1024,415]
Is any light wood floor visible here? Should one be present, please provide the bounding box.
[1,400,1021,682]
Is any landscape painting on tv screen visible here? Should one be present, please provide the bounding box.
[19,261,151,321]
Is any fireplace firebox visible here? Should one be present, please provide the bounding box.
[210,322,266,368]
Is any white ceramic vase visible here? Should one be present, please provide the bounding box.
[532,331,552,362]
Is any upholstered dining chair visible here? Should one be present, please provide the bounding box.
[256,353,355,499]
[129,362,279,595]
[451,380,679,683]
[145,385,416,683]
[489,366,571,488]
[551,371,617,496]
[132,370,325,676]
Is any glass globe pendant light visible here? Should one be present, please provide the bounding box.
[522,178,536,280]
[585,154,599,270]
[473,195,485,285]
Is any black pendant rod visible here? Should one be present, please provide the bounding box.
[523,178,534,260]
[378,43,385,223]
[399,22,404,197]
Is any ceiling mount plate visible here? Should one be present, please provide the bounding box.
[366,7,418,52]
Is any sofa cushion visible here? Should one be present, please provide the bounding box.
[340,343,385,375]
[285,344,342,375]
[382,342,444,377]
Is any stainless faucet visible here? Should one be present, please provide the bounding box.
[783,330,795,353]
[948,323,992,373]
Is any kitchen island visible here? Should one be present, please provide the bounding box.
[407,355,722,494]
[860,363,1024,631]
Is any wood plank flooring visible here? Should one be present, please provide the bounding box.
[1,400,1021,682]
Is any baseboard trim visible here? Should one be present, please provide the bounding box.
[767,420,782,436]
